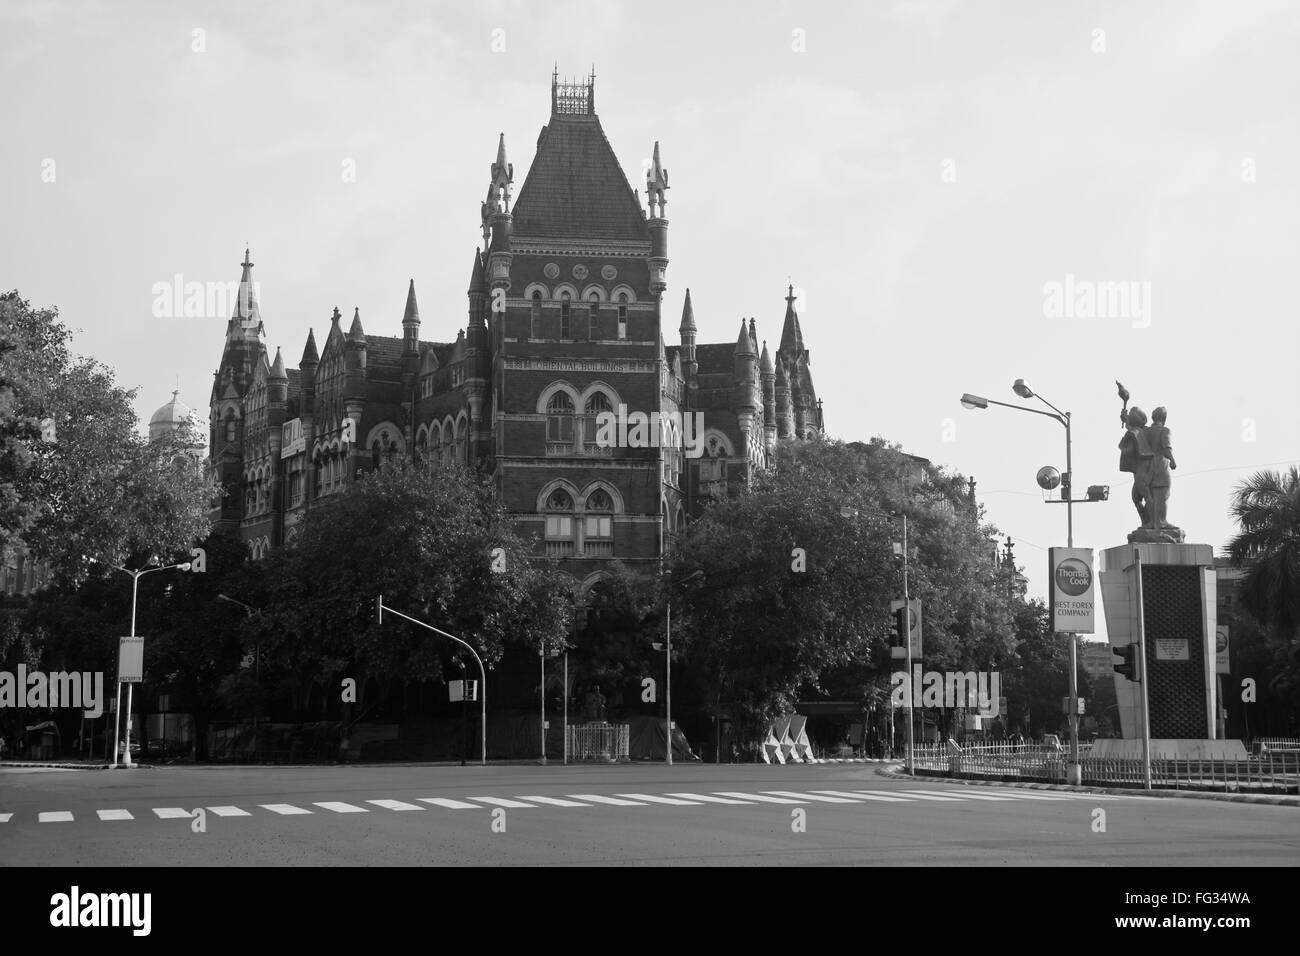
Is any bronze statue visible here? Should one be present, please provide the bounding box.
[1116,382,1182,543]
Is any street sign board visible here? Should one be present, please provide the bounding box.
[1049,547,1095,633]
[118,637,144,683]
[449,680,478,702]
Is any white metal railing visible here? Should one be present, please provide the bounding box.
[567,722,629,761]
[909,741,1300,791]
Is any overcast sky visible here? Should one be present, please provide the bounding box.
[3,0,1297,624]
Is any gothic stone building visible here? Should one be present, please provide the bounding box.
[208,73,823,595]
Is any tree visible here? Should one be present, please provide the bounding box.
[0,291,213,580]
[1227,467,1300,639]
[671,437,1018,743]
[251,457,572,720]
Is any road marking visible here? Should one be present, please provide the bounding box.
[314,801,369,813]
[866,790,965,802]
[153,807,194,819]
[470,797,536,808]
[903,790,1015,801]
[0,813,11,823]
[207,806,251,817]
[980,790,1122,801]
[614,793,704,805]
[260,803,313,815]
[97,809,135,820]
[419,797,482,809]
[367,799,424,811]
[568,794,648,806]
[664,793,756,804]
[516,796,592,807]
[810,790,914,803]
[761,791,860,803]
[39,811,74,823]
[714,792,803,804]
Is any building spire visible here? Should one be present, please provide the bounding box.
[269,346,286,380]
[490,133,513,213]
[646,141,668,217]
[679,288,696,332]
[301,327,319,364]
[403,279,420,325]
[348,306,365,341]
[779,283,805,355]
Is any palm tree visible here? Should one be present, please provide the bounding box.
[1226,466,1300,639]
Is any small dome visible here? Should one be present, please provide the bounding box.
[149,390,194,441]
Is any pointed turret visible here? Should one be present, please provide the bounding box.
[679,288,696,333]
[301,328,319,365]
[490,132,513,214]
[402,280,421,356]
[779,284,805,357]
[646,141,669,218]
[735,318,755,355]
[468,248,488,296]
[269,347,286,380]
[348,307,365,342]
[230,247,263,339]
[748,317,758,353]
[760,340,773,374]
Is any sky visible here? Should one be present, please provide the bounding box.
[3,0,1298,626]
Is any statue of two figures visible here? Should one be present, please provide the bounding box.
[1117,381,1184,544]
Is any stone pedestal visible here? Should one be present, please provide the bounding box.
[1099,543,1237,756]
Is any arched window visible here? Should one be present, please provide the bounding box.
[544,488,575,557]
[224,411,237,444]
[546,392,574,444]
[617,293,628,340]
[584,488,613,555]
[454,417,468,464]
[583,391,613,446]
[559,292,571,339]
[588,292,600,339]
[531,291,542,338]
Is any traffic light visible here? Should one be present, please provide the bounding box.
[892,607,907,646]
[1113,642,1141,682]
[1060,471,1072,501]
[374,595,383,625]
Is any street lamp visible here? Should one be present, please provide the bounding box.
[90,555,192,768]
[661,568,704,766]
[960,380,1090,784]
[841,504,914,774]
[374,596,487,766]
[216,593,264,757]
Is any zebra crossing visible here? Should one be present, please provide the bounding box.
[0,785,1138,826]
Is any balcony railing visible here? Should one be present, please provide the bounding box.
[583,540,614,558]
[545,540,576,558]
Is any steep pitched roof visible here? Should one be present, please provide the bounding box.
[511,116,650,242]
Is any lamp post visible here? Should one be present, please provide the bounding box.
[216,593,263,757]
[961,381,1089,784]
[841,505,913,774]
[92,556,192,768]
[660,569,704,766]
[375,596,486,766]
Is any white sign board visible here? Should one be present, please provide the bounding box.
[281,418,305,459]
[118,637,144,683]
[1049,547,1095,633]
[449,680,478,702]
[1154,638,1189,661]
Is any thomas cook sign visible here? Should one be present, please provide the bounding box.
[1049,547,1095,633]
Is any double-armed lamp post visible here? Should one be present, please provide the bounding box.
[960,380,1107,785]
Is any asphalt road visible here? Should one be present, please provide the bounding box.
[2,762,1297,866]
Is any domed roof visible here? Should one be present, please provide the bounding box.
[150,390,191,426]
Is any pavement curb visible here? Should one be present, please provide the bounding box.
[0,762,104,770]
[874,765,1300,806]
